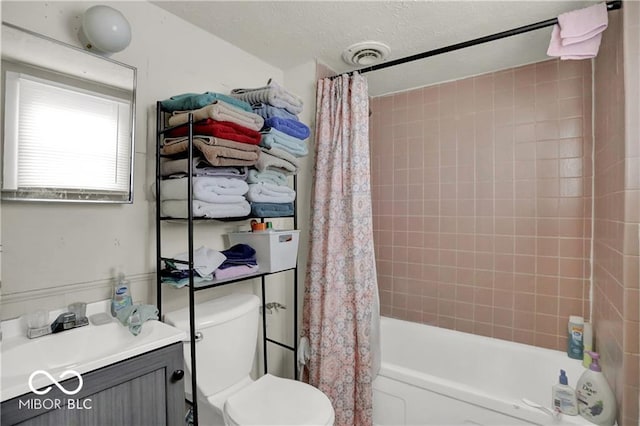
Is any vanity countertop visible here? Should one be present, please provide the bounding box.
[0,301,185,401]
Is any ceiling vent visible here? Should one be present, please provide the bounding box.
[341,41,390,67]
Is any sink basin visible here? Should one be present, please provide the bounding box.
[1,308,185,401]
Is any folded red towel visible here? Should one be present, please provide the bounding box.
[167,119,261,145]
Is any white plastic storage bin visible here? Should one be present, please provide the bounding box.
[227,230,300,273]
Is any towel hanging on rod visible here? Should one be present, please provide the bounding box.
[330,0,622,79]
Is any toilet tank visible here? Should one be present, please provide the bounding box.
[164,293,260,398]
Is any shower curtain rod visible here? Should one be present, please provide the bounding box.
[331,0,622,79]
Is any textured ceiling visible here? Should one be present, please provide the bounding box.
[152,1,600,96]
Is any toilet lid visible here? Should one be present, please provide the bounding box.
[224,374,334,426]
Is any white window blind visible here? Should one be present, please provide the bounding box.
[3,71,131,197]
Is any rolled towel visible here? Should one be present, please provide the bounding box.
[169,100,264,131]
[256,151,297,175]
[247,182,296,203]
[231,79,303,115]
[260,127,309,157]
[160,92,251,112]
[247,169,287,186]
[166,119,261,145]
[161,199,250,218]
[252,103,299,121]
[264,117,310,140]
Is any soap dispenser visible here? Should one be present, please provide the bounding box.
[576,351,616,426]
[552,369,578,415]
[111,272,133,317]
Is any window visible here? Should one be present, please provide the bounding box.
[2,70,133,202]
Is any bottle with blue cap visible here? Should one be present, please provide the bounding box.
[552,369,578,415]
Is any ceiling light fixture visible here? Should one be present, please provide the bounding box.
[78,5,132,56]
[342,41,391,67]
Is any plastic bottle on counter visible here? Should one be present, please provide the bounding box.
[552,369,578,415]
[567,315,584,360]
[576,351,616,426]
[111,272,133,317]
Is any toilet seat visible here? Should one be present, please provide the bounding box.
[223,374,335,426]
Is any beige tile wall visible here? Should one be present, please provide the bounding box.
[370,58,593,351]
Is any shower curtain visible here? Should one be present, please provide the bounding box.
[302,72,380,426]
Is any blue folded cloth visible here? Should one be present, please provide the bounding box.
[264,117,310,140]
[252,103,299,121]
[251,202,294,217]
[260,128,309,157]
[219,244,257,269]
[160,92,252,113]
[115,304,159,336]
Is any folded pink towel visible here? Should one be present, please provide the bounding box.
[558,2,608,46]
[547,24,603,60]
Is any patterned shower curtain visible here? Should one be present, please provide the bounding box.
[302,72,379,426]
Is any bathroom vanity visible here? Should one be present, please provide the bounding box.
[1,304,187,426]
[1,342,184,425]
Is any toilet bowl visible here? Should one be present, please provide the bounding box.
[164,293,334,426]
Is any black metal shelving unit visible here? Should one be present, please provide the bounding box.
[154,102,299,426]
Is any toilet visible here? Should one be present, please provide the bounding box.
[164,293,335,426]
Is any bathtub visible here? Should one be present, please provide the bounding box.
[373,317,589,426]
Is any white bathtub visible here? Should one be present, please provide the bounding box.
[373,317,590,426]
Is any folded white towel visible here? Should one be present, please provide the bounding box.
[247,182,296,203]
[231,79,303,115]
[558,2,608,46]
[168,100,264,131]
[260,146,300,169]
[161,199,250,218]
[158,177,248,204]
[172,246,226,277]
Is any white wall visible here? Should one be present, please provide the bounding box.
[0,1,287,319]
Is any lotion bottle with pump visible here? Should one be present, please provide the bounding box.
[552,369,578,415]
[576,351,616,426]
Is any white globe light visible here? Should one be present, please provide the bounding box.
[78,5,131,56]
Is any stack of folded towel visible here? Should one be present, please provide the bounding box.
[215,244,259,280]
[547,2,608,60]
[229,79,309,217]
[159,92,264,168]
[157,176,251,219]
[161,246,227,287]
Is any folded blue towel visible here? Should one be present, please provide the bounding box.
[160,92,252,113]
[260,128,309,157]
[264,117,310,140]
[115,304,159,336]
[251,202,294,217]
[219,244,257,269]
[253,103,299,121]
